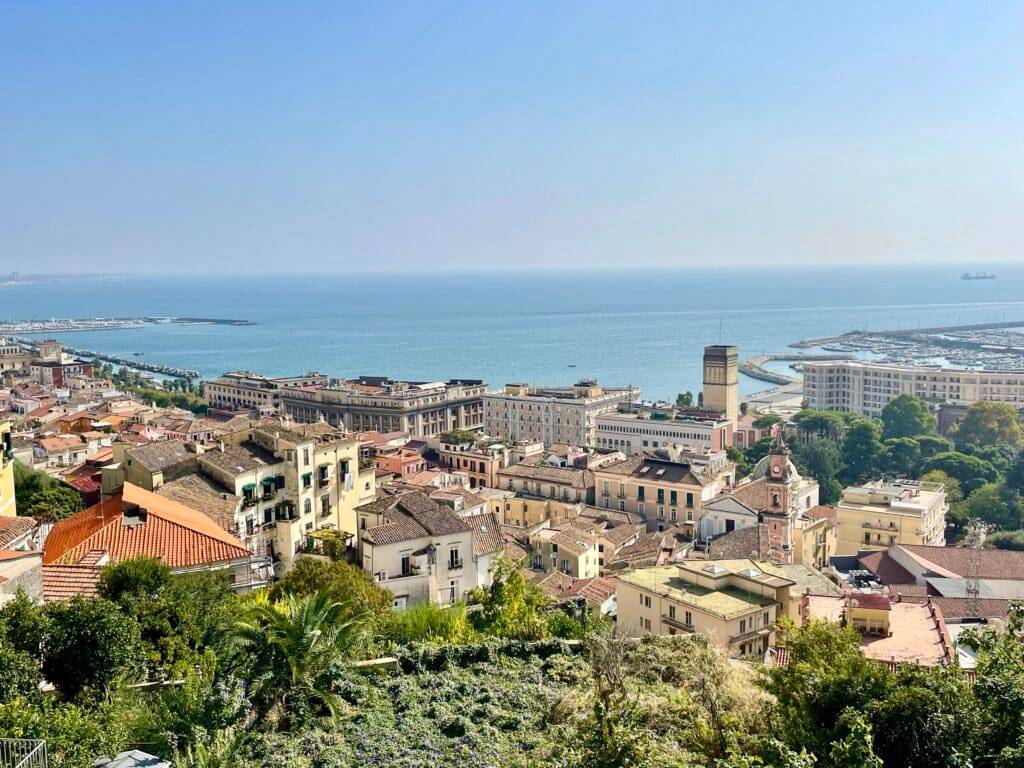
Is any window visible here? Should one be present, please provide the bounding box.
[657,489,665,504]
[449,547,462,570]
[602,481,610,495]
[669,605,676,619]
[303,499,312,516]
[670,508,677,522]
[686,492,694,508]
[670,490,677,506]
[686,508,693,522]
[685,610,692,626]
[618,500,625,512]
[302,448,310,466]
[637,486,645,501]
[642,594,652,608]
[401,555,411,577]
[763,611,769,626]
[740,619,747,633]
[321,494,330,517]
[560,560,571,574]
[392,596,407,610]
[637,502,645,516]
[642,617,652,632]
[657,506,664,519]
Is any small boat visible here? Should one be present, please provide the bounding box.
[568,364,577,368]
[961,272,996,280]
[132,352,144,356]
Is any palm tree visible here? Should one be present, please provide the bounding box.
[232,591,367,730]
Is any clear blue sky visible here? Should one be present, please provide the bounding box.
[2,2,1021,273]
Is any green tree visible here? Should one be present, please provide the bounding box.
[962,483,1022,531]
[828,710,882,768]
[879,437,921,478]
[839,419,883,484]
[761,619,893,758]
[914,434,954,462]
[0,638,39,702]
[919,469,963,504]
[793,439,842,505]
[921,451,1000,495]
[469,557,549,640]
[26,484,83,521]
[268,557,391,635]
[381,602,475,646]
[232,592,367,729]
[954,401,1024,451]
[42,597,143,698]
[792,409,846,441]
[745,436,774,467]
[986,529,1024,551]
[97,556,171,602]
[0,590,49,659]
[881,394,936,439]
[675,391,694,408]
[753,414,782,430]
[579,636,652,768]
[726,445,750,478]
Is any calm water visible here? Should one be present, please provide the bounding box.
[2,265,1023,401]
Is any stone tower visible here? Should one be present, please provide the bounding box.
[702,345,739,423]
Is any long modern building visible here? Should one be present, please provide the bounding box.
[281,376,486,437]
[802,360,1024,418]
[483,380,641,446]
[595,405,733,455]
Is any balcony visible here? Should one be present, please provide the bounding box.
[729,626,771,645]
[862,520,898,532]
[661,614,694,632]
[447,559,464,572]
[0,739,47,768]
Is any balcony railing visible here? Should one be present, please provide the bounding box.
[0,739,48,768]
[661,614,694,632]
[728,626,771,645]
[862,521,898,532]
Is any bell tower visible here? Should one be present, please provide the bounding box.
[702,345,739,423]
[766,431,790,512]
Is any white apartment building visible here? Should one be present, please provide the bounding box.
[204,371,328,414]
[803,360,1024,418]
[484,380,641,447]
[595,408,733,455]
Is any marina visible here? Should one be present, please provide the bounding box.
[0,316,256,334]
[10,337,200,380]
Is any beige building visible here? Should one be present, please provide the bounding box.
[835,479,947,557]
[616,559,791,657]
[528,527,601,578]
[204,371,328,414]
[357,491,501,608]
[702,345,739,423]
[486,492,583,529]
[496,455,594,504]
[484,380,640,446]
[593,453,735,534]
[1,420,16,518]
[803,360,1024,418]
[595,406,733,456]
[282,376,486,437]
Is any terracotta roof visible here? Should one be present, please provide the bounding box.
[728,478,770,511]
[899,544,1024,581]
[0,549,39,562]
[128,440,192,472]
[64,475,101,495]
[848,591,892,610]
[156,473,240,533]
[465,512,504,557]
[42,564,101,602]
[498,459,592,488]
[361,492,471,546]
[198,441,280,476]
[36,435,84,454]
[566,576,617,606]
[859,550,916,585]
[898,594,1012,620]
[43,483,250,570]
[707,524,772,561]
[597,456,705,486]
[0,516,37,548]
[806,505,837,522]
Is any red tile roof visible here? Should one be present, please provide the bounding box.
[43,483,250,569]
[899,544,1024,581]
[0,517,37,548]
[859,551,916,585]
[42,564,101,602]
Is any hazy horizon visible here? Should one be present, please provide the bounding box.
[3,2,1022,274]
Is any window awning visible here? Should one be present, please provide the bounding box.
[242,483,256,491]
[261,477,275,485]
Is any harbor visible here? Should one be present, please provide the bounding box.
[789,320,1024,372]
[11,337,201,380]
[0,316,256,334]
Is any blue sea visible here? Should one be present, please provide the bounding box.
[2,265,1023,402]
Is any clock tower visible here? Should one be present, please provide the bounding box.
[766,431,791,512]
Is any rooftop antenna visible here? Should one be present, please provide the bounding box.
[963,518,991,619]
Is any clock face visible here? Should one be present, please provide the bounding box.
[771,464,782,476]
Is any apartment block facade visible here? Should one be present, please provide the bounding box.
[834,479,947,557]
[803,360,1024,418]
[484,380,641,446]
[281,376,486,437]
[595,406,733,455]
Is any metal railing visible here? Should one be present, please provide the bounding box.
[0,739,47,768]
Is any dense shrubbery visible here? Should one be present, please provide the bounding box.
[3,555,1024,767]
[13,461,83,521]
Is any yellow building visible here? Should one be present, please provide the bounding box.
[1,421,16,518]
[487,493,582,528]
[615,559,788,657]
[528,527,601,579]
[835,479,947,557]
[792,506,838,569]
